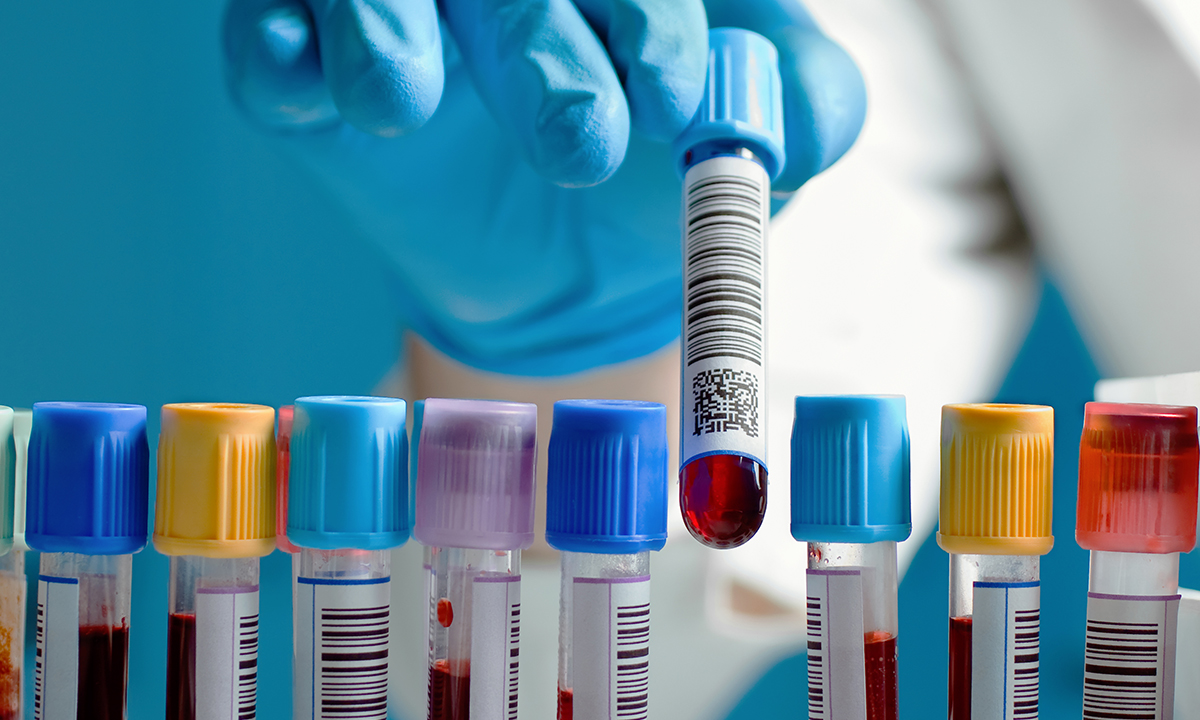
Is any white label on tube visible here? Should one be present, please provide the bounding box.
[1083,592,1179,720]
[196,586,259,720]
[572,575,650,720]
[972,581,1039,720]
[805,568,867,720]
[294,576,391,720]
[34,576,79,720]
[469,574,521,720]
[680,155,770,469]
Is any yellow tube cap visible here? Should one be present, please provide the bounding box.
[938,403,1054,556]
[154,403,276,558]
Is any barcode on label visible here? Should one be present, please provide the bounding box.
[806,569,867,720]
[573,576,651,720]
[972,581,1039,720]
[1083,592,1179,720]
[295,577,390,720]
[196,587,259,720]
[681,156,769,466]
[469,575,521,720]
[35,576,80,720]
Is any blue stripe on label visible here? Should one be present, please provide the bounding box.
[296,576,390,586]
[974,580,1039,589]
[38,575,79,585]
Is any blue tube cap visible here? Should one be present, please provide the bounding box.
[287,396,409,550]
[26,402,150,555]
[546,400,668,554]
[791,395,912,544]
[674,27,786,180]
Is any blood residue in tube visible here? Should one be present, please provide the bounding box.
[864,631,898,720]
[78,625,129,720]
[557,687,573,720]
[948,616,972,720]
[429,659,469,720]
[166,613,197,720]
[680,454,766,548]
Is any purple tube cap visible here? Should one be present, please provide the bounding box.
[414,398,538,550]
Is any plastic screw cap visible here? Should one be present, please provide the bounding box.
[1076,402,1199,554]
[154,403,276,558]
[938,404,1054,556]
[288,396,409,550]
[415,399,537,551]
[26,402,150,555]
[0,407,12,554]
[12,410,30,551]
[546,400,669,554]
[673,27,786,180]
[791,396,912,544]
[275,405,299,553]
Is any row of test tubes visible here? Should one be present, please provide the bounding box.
[0,396,670,720]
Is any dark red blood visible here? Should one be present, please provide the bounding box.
[166,613,196,720]
[864,631,898,720]
[680,455,766,548]
[0,711,15,720]
[948,616,972,720]
[437,598,454,628]
[557,687,573,720]
[77,625,129,720]
[429,659,469,720]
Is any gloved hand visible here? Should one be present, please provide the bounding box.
[222,0,866,376]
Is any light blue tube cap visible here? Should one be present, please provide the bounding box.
[674,27,786,180]
[791,395,912,544]
[287,396,409,550]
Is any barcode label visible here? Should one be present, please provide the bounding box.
[973,581,1039,720]
[294,576,391,720]
[680,155,769,467]
[572,576,650,720]
[469,575,520,720]
[806,569,867,720]
[196,586,259,720]
[1083,592,1179,720]
[34,576,79,720]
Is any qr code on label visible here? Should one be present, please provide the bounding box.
[692,369,759,437]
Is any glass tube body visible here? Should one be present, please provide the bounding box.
[425,546,520,720]
[557,551,650,720]
[36,552,130,720]
[292,548,391,720]
[166,556,259,720]
[808,541,899,720]
[0,550,22,720]
[947,553,1039,720]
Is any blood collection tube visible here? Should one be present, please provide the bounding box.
[154,403,276,720]
[938,404,1054,720]
[415,399,536,720]
[0,407,20,720]
[1075,403,1199,719]
[671,28,786,549]
[287,396,409,720]
[12,408,30,553]
[791,396,911,720]
[276,405,300,554]
[546,400,668,720]
[26,402,150,720]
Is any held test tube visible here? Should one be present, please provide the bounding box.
[0,407,19,720]
[415,399,537,720]
[791,396,911,720]
[672,28,786,548]
[938,404,1054,720]
[546,400,669,720]
[1075,403,1199,719]
[287,396,409,720]
[26,403,149,720]
[154,403,276,720]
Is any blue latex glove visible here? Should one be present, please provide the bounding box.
[222,0,866,376]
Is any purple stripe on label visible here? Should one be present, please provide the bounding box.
[474,574,521,583]
[573,575,651,584]
[196,585,259,594]
[1088,591,1182,602]
[807,568,862,577]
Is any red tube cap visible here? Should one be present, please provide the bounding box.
[1076,402,1199,553]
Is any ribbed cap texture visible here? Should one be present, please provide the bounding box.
[288,396,408,550]
[0,408,12,553]
[791,396,912,544]
[938,403,1055,556]
[26,402,149,554]
[415,399,536,550]
[154,403,276,558]
[546,400,668,554]
[674,27,786,180]
[275,405,298,553]
[1077,402,1198,553]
